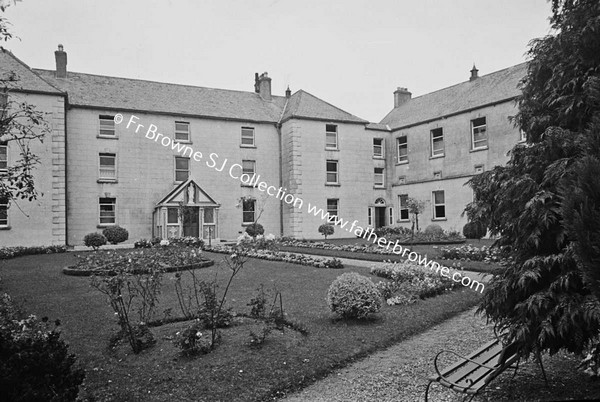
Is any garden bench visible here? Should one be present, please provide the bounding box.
[424,338,547,401]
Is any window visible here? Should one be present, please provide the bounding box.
[99,115,116,137]
[374,167,385,187]
[368,207,372,226]
[203,208,215,224]
[398,194,409,221]
[397,136,408,163]
[432,190,446,219]
[242,198,255,224]
[99,197,116,225]
[326,160,339,184]
[373,138,384,158]
[175,121,190,142]
[0,141,6,172]
[471,117,487,150]
[325,124,338,149]
[327,198,339,223]
[175,157,189,182]
[167,207,179,224]
[431,128,444,156]
[519,129,527,142]
[474,164,484,174]
[242,160,256,176]
[388,207,394,225]
[99,153,116,180]
[241,127,255,147]
[0,197,8,227]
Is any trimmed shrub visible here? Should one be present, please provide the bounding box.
[424,224,444,236]
[245,223,264,238]
[318,224,335,239]
[327,272,382,319]
[102,225,129,244]
[0,245,67,260]
[83,232,107,250]
[0,293,85,401]
[462,221,487,240]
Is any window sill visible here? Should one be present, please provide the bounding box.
[470,146,488,153]
[373,155,384,159]
[175,140,192,144]
[97,179,118,184]
[431,218,447,221]
[325,147,339,152]
[397,219,410,223]
[429,154,445,160]
[325,183,341,187]
[373,185,385,189]
[0,225,11,230]
[241,222,255,227]
[396,160,409,166]
[97,224,116,228]
[240,145,257,149]
[97,135,118,140]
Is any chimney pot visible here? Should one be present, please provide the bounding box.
[393,87,411,108]
[470,64,479,81]
[54,44,67,78]
[257,72,272,101]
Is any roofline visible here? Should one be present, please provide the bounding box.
[280,114,369,125]
[66,104,280,125]
[389,95,518,132]
[284,89,369,124]
[33,68,289,100]
[7,88,67,97]
[1,49,65,95]
[365,125,391,132]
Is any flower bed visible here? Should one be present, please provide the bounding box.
[440,244,506,263]
[0,245,67,260]
[370,261,459,305]
[63,247,213,276]
[280,239,400,255]
[203,244,344,268]
[374,227,465,244]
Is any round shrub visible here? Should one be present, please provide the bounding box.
[102,225,129,244]
[463,221,487,239]
[424,224,444,236]
[318,224,335,239]
[327,272,382,319]
[245,223,264,238]
[83,232,107,250]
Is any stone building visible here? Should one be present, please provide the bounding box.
[0,46,527,246]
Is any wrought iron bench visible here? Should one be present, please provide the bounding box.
[425,338,547,401]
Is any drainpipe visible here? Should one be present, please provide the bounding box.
[276,122,284,237]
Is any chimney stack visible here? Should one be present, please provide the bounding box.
[55,44,67,78]
[257,72,272,101]
[470,64,479,81]
[393,87,411,108]
[285,86,291,98]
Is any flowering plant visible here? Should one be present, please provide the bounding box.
[173,320,217,356]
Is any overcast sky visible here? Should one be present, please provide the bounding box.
[3,0,552,122]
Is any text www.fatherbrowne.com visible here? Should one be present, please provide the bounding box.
[115,113,485,294]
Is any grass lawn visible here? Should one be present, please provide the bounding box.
[280,238,502,274]
[0,251,482,401]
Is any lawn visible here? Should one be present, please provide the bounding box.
[279,238,502,274]
[0,251,482,401]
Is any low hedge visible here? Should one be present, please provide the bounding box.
[0,245,67,260]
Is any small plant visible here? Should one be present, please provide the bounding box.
[462,221,487,240]
[134,238,153,248]
[424,224,444,236]
[245,223,264,238]
[318,224,335,240]
[173,320,217,356]
[248,322,272,347]
[327,272,382,319]
[324,257,343,268]
[102,225,129,244]
[84,232,107,251]
[0,294,85,400]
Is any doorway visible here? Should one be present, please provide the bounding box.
[182,207,199,237]
[374,207,387,229]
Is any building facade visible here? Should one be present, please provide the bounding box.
[0,47,527,246]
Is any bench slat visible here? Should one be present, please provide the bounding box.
[434,339,501,379]
[444,344,505,386]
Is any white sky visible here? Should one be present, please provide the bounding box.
[3,0,552,122]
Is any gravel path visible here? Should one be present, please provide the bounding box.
[280,307,494,402]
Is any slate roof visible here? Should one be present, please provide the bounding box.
[0,49,63,95]
[380,63,528,130]
[31,69,368,125]
[280,90,368,124]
